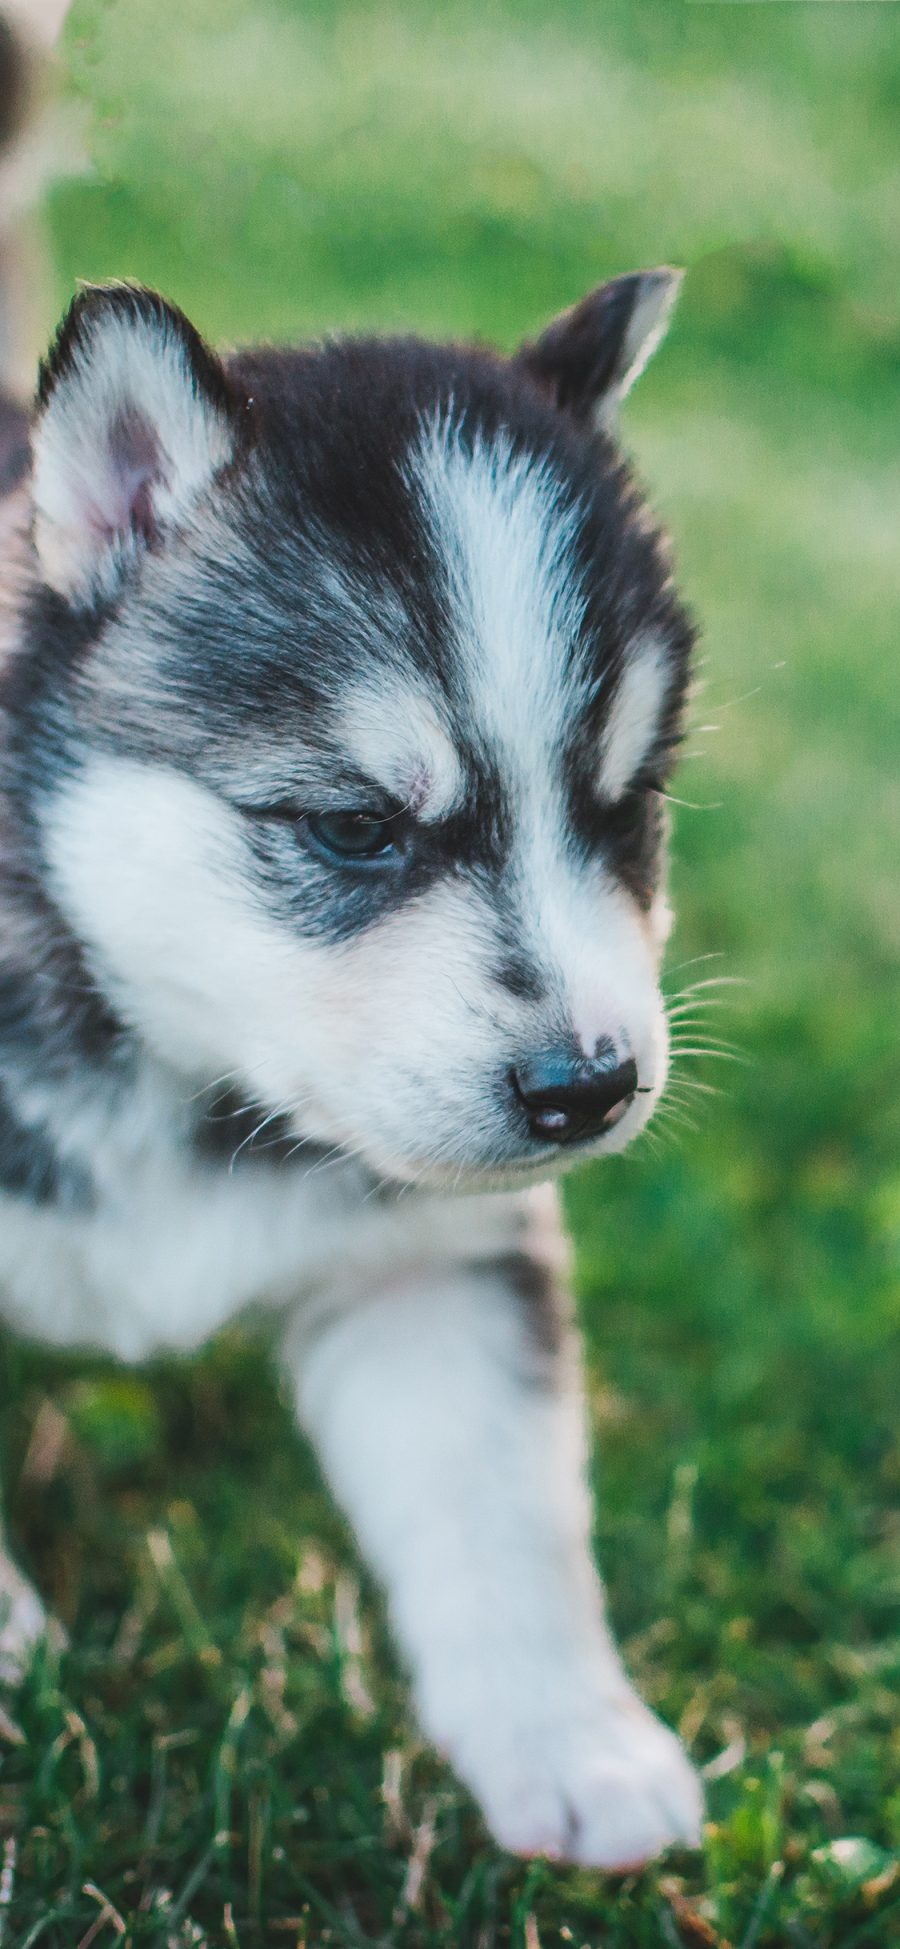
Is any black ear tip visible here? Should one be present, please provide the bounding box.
[36,282,232,419]
[38,282,155,407]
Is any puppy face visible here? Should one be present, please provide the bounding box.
[29,280,693,1187]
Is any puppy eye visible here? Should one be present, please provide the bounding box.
[305,809,404,863]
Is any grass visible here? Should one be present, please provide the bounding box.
[1,0,899,1942]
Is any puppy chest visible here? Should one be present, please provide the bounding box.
[0,1159,339,1360]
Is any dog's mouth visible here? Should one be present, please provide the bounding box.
[343,1095,654,1194]
[270,1043,663,1195]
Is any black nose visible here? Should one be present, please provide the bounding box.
[513,1045,638,1146]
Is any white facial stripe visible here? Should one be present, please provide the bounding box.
[598,634,669,801]
[339,682,464,819]
[411,420,586,779]
[410,419,594,1029]
[409,421,670,1061]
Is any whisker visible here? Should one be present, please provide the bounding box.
[667,1050,746,1069]
[668,1030,745,1050]
[665,974,749,1000]
[639,1113,688,1156]
[447,975,510,1040]
[662,952,729,983]
[665,1003,731,1026]
[657,790,723,812]
[704,682,765,714]
[182,1056,273,1107]
[228,1097,301,1174]
[665,993,735,1015]
[291,1139,352,1178]
[654,1104,700,1136]
[664,1075,721,1099]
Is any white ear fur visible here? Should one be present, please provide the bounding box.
[32,285,235,607]
[594,268,683,431]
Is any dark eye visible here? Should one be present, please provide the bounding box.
[305,809,405,863]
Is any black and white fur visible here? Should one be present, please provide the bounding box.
[0,265,705,1868]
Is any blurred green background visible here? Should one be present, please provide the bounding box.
[1,1,898,1943]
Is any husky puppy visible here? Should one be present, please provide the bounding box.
[0,267,705,1869]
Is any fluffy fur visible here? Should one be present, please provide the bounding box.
[0,267,704,1867]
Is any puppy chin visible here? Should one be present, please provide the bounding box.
[381,1154,568,1196]
[285,1038,667,1193]
[349,1094,662,1195]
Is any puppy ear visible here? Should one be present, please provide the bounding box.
[32,283,237,607]
[516,267,683,433]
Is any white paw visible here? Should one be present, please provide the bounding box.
[426,1672,703,1870]
[0,1550,47,1685]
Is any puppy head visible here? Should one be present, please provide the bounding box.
[30,275,694,1187]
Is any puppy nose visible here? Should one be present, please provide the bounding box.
[513,1044,638,1146]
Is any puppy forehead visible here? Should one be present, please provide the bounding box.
[287,422,667,822]
[409,417,585,758]
[100,349,684,827]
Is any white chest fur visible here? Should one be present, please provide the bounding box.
[0,1060,532,1361]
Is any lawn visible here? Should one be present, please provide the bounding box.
[1,1,898,1943]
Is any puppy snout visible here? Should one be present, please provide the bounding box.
[512,1041,638,1146]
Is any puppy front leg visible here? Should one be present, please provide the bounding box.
[289,1252,702,1869]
